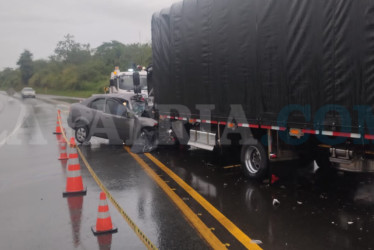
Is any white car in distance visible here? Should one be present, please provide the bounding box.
[21,87,36,98]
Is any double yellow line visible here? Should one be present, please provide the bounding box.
[125,147,227,249]
[126,146,262,250]
[79,147,158,250]
[58,109,261,249]
[57,113,158,250]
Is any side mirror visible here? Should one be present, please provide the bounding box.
[126,110,136,119]
[133,72,140,94]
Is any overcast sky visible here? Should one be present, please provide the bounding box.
[0,0,180,70]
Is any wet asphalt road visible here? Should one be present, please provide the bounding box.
[1,92,374,249]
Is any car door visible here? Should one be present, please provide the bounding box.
[104,98,134,143]
[88,97,107,138]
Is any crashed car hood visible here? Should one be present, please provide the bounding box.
[137,117,157,127]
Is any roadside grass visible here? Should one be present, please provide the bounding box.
[33,88,104,98]
[0,81,107,98]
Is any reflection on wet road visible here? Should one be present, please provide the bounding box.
[1,92,374,250]
[0,94,146,250]
[150,148,374,249]
[0,94,23,146]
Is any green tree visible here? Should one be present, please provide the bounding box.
[17,50,33,85]
[94,40,125,73]
[0,68,21,90]
[54,34,91,64]
[1,36,152,96]
[94,42,152,72]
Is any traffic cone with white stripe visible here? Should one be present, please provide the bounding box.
[63,138,86,197]
[53,110,62,135]
[58,141,69,160]
[92,192,117,236]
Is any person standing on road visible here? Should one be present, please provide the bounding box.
[109,66,120,93]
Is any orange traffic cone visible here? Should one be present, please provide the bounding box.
[57,128,66,142]
[92,192,117,236]
[69,137,75,146]
[54,110,63,135]
[63,138,86,197]
[54,119,62,135]
[58,141,69,160]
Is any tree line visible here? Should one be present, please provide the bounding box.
[0,34,152,94]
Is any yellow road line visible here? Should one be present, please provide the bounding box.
[144,153,262,250]
[78,148,158,250]
[125,146,227,250]
[58,113,158,250]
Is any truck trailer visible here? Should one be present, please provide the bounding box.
[151,0,374,179]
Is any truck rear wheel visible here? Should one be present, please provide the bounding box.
[241,141,268,179]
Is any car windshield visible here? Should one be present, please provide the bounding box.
[118,75,147,91]
[24,88,33,91]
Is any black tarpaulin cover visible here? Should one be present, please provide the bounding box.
[152,0,374,133]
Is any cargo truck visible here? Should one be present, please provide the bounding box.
[151,0,374,179]
[109,69,148,96]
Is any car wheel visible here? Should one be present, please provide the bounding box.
[241,141,268,180]
[75,126,91,144]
